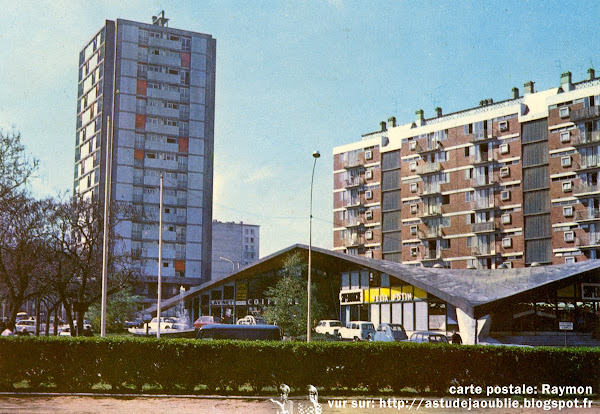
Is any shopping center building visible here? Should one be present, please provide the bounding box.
[148,244,600,345]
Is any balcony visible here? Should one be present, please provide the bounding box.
[472,221,495,233]
[471,177,495,188]
[345,177,364,189]
[471,246,493,256]
[469,131,493,143]
[415,140,443,154]
[575,209,600,221]
[469,153,496,165]
[575,233,600,247]
[418,183,441,196]
[418,228,444,239]
[421,249,442,261]
[343,198,363,209]
[574,159,600,172]
[571,105,600,122]
[421,207,443,218]
[415,162,442,175]
[343,218,365,228]
[344,235,364,247]
[573,183,600,196]
[342,155,365,169]
[571,131,600,146]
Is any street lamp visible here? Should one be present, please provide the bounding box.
[219,256,236,272]
[307,150,320,342]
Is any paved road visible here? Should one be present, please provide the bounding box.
[1,395,599,414]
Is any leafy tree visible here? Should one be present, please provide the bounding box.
[87,290,144,333]
[263,252,325,337]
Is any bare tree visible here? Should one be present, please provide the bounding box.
[0,128,38,203]
[0,195,50,325]
[47,195,141,335]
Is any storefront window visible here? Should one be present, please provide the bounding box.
[428,301,446,331]
[403,302,414,330]
[392,303,402,324]
[415,302,428,330]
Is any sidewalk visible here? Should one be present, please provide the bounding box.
[1,394,599,414]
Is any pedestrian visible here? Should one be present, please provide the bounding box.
[451,330,462,344]
[17,327,30,336]
[83,326,94,337]
[1,325,13,336]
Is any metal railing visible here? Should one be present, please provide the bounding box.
[572,131,600,146]
[415,162,442,175]
[575,209,600,221]
[571,105,600,122]
[418,228,444,239]
[472,222,495,233]
[573,183,600,195]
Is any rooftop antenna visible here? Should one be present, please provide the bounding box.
[152,10,169,27]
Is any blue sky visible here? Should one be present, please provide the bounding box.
[2,1,600,257]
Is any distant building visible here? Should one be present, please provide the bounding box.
[335,68,600,268]
[74,13,216,304]
[211,220,260,280]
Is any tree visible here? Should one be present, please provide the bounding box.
[86,290,144,333]
[47,195,141,335]
[0,128,38,203]
[263,252,325,337]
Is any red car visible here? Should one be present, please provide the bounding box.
[193,315,221,328]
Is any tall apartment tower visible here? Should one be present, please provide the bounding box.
[336,69,600,269]
[74,13,216,304]
[211,220,260,280]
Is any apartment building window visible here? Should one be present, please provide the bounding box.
[560,131,571,143]
[502,238,512,248]
[565,256,576,264]
[559,106,570,118]
[563,181,572,192]
[561,156,572,167]
[501,213,511,224]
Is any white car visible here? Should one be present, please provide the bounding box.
[338,321,376,341]
[148,317,177,331]
[15,319,42,334]
[315,320,342,336]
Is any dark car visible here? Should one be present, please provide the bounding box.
[371,323,408,342]
[407,331,449,343]
[196,324,281,341]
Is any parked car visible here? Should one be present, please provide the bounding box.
[236,315,266,325]
[193,315,221,328]
[15,312,28,322]
[315,320,343,336]
[406,331,449,343]
[148,317,177,331]
[196,324,281,341]
[124,318,143,329]
[371,323,408,342]
[15,319,42,334]
[338,321,375,341]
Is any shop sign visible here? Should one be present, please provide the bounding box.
[210,300,235,306]
[369,288,413,303]
[559,321,574,331]
[582,283,600,300]
[339,289,363,305]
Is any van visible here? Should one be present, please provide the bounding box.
[196,324,281,341]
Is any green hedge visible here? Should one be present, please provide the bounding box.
[1,336,599,395]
